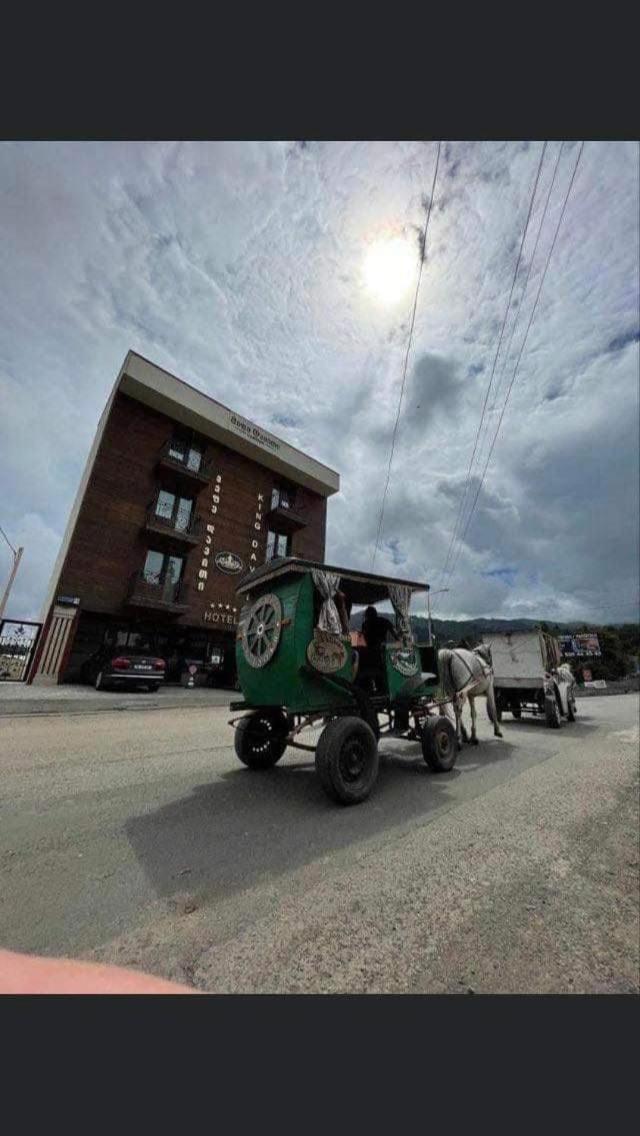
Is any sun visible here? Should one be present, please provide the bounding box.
[362,235,417,305]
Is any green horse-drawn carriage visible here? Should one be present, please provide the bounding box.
[229,557,458,805]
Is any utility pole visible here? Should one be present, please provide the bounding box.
[0,524,24,622]
[427,587,449,646]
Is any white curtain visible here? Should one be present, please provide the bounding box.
[388,584,413,646]
[311,569,342,634]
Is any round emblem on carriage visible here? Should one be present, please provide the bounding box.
[215,551,244,575]
[390,648,419,677]
[240,593,283,668]
[307,629,348,674]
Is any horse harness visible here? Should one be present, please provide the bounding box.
[447,649,493,699]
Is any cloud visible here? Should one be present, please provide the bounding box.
[0,140,638,626]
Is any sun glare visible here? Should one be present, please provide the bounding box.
[362,236,417,305]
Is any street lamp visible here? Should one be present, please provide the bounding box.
[427,588,450,646]
[0,524,24,623]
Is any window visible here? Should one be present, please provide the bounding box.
[271,485,294,510]
[155,490,175,521]
[265,530,290,562]
[175,497,193,532]
[168,428,203,472]
[154,490,194,532]
[143,549,184,591]
[143,549,164,585]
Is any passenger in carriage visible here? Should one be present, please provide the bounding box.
[359,605,398,693]
[362,605,396,652]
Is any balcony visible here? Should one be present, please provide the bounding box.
[265,490,308,535]
[264,501,308,535]
[126,570,189,614]
[156,441,212,486]
[144,505,202,547]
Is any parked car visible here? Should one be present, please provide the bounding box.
[81,634,166,692]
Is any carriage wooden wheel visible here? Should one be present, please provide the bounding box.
[241,593,283,669]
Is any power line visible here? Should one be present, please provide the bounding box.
[437,142,549,589]
[450,141,565,558]
[0,523,17,557]
[371,140,441,571]
[473,141,565,478]
[447,141,585,580]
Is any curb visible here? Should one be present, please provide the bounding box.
[0,697,233,718]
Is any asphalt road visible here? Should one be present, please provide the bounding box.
[1,695,638,993]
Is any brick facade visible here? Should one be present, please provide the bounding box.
[57,392,327,629]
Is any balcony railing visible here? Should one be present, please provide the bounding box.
[264,500,308,534]
[127,570,189,613]
[144,505,202,546]
[157,441,212,484]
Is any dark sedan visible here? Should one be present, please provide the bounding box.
[81,639,166,692]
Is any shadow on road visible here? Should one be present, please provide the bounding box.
[125,734,520,908]
[495,713,599,737]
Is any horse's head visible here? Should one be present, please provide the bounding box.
[474,643,493,668]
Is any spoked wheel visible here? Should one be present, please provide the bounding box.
[234,709,289,769]
[315,716,379,805]
[421,715,458,772]
[241,594,283,669]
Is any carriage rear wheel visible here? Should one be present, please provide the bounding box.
[421,716,458,772]
[234,709,289,769]
[315,716,379,805]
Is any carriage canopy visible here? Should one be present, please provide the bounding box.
[237,557,428,602]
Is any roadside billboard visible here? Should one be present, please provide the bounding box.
[558,633,601,657]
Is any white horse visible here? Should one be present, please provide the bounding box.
[438,644,503,749]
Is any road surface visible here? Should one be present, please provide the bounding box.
[1,695,638,993]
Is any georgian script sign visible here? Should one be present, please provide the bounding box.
[389,648,419,677]
[306,628,349,674]
[228,413,281,454]
[215,551,244,575]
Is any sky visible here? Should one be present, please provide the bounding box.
[0,140,638,625]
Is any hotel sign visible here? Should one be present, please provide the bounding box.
[203,602,238,626]
[228,412,281,455]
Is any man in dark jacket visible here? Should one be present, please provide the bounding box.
[360,606,398,692]
[362,606,396,653]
